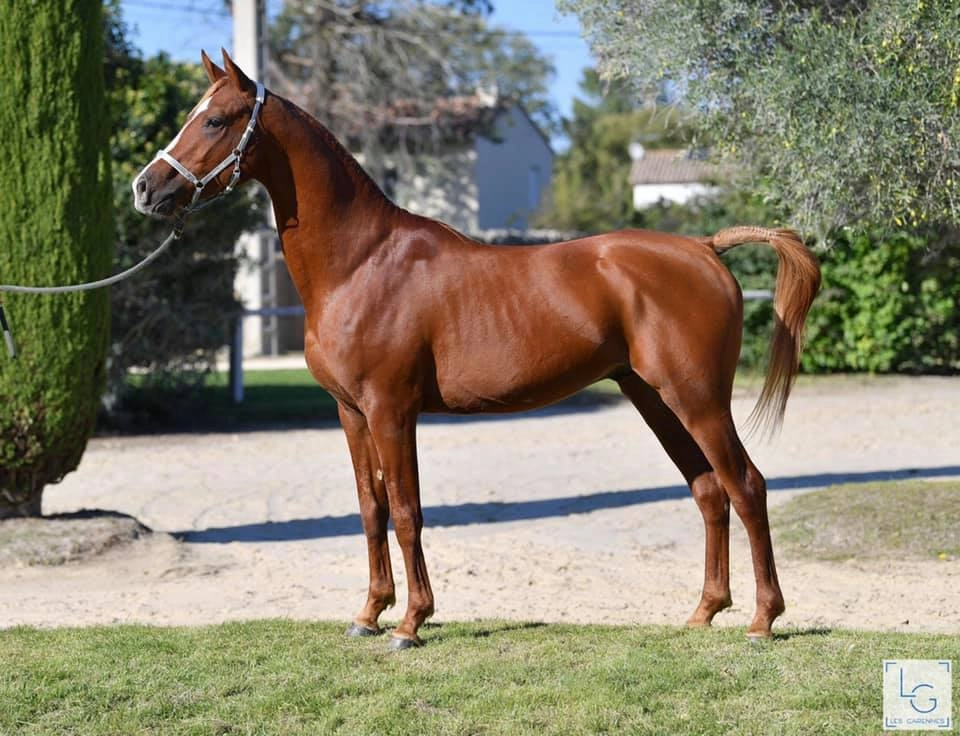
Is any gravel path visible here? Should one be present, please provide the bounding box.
[1,376,958,634]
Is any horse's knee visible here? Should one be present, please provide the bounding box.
[360,506,389,540]
[390,506,423,543]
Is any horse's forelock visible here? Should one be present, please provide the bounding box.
[187,79,226,121]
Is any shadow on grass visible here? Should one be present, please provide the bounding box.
[773,628,834,641]
[413,621,550,643]
[172,464,960,544]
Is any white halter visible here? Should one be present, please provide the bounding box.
[154,81,265,212]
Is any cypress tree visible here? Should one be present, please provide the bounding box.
[0,0,112,517]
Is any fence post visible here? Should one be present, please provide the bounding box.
[229,316,244,404]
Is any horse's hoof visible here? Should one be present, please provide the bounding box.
[345,623,383,638]
[388,635,423,651]
[746,632,773,646]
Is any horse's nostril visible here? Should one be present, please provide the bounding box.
[136,177,147,195]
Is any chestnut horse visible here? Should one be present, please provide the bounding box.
[133,50,820,649]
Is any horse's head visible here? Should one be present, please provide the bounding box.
[132,49,264,218]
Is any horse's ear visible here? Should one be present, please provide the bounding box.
[200,50,225,83]
[221,48,256,96]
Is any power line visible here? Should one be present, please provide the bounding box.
[123,0,584,38]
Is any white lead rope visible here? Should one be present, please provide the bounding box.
[0,221,185,358]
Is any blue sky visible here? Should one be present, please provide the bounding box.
[118,0,595,150]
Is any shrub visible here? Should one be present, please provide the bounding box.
[803,230,960,373]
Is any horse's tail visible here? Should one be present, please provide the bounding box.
[698,226,821,436]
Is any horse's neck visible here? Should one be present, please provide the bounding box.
[256,96,399,303]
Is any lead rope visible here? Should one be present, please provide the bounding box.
[0,218,185,358]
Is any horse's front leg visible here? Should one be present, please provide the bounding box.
[338,403,396,637]
[366,405,434,649]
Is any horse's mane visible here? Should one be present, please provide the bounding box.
[274,94,392,205]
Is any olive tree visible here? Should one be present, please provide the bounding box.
[560,0,960,237]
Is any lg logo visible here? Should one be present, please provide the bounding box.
[883,660,953,731]
[897,666,939,714]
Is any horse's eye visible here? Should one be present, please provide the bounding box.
[205,117,224,129]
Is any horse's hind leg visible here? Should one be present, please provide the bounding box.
[338,403,396,636]
[664,392,786,637]
[617,374,733,626]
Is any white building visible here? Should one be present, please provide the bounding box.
[629,146,719,210]
[391,105,554,233]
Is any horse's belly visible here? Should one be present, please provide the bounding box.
[426,339,624,414]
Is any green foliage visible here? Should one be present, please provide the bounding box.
[635,200,960,375]
[539,69,695,232]
[0,620,957,734]
[802,229,960,373]
[446,0,493,14]
[0,0,112,516]
[117,368,339,429]
[561,0,960,237]
[103,5,263,405]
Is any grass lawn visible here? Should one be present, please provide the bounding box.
[201,368,341,424]
[72,379,957,734]
[771,479,960,561]
[2,620,957,735]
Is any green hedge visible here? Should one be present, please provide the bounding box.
[720,228,960,375]
[0,0,112,516]
[803,229,960,373]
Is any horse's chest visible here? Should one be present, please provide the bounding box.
[302,319,377,407]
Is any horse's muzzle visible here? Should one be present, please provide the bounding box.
[132,165,179,218]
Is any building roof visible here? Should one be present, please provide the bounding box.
[380,93,501,128]
[629,149,719,185]
[371,93,505,147]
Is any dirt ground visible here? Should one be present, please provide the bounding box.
[1,375,958,634]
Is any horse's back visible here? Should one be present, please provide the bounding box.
[524,228,742,325]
